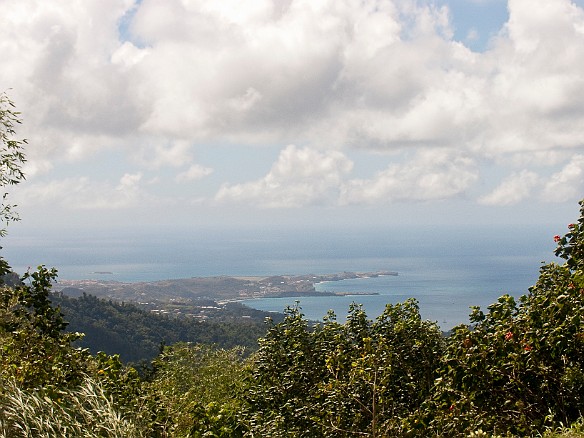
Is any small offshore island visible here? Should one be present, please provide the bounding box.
[54,271,397,318]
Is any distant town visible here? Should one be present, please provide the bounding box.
[54,271,397,320]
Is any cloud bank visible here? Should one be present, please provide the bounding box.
[1,0,584,211]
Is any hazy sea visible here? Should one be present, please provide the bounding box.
[2,224,558,329]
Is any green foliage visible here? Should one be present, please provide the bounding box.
[320,300,444,437]
[0,91,27,275]
[0,266,173,436]
[88,351,173,436]
[148,343,249,437]
[245,304,326,437]
[0,377,143,438]
[51,292,267,363]
[422,201,584,437]
[0,266,89,390]
[0,92,26,231]
[543,417,584,437]
[244,300,444,437]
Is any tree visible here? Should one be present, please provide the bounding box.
[148,343,249,437]
[0,266,89,390]
[244,301,444,437]
[244,304,326,437]
[319,300,444,437]
[0,91,26,276]
[424,200,584,437]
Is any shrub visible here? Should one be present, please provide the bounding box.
[423,201,584,437]
[245,300,444,437]
[0,266,89,390]
[148,343,249,437]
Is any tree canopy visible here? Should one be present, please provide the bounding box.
[0,91,26,276]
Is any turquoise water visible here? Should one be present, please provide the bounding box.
[242,253,541,329]
[2,224,557,329]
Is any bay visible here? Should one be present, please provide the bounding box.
[242,253,542,329]
[2,224,557,329]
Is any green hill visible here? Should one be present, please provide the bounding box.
[50,293,275,363]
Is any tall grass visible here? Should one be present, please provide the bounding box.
[541,418,584,438]
[0,377,144,438]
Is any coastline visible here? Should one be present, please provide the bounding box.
[54,270,396,303]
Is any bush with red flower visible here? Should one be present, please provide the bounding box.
[419,200,584,436]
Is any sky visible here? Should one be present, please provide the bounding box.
[2,0,584,237]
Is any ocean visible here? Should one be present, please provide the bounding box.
[2,224,558,329]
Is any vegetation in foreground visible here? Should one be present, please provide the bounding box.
[3,92,584,436]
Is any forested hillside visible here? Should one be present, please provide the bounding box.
[50,293,274,363]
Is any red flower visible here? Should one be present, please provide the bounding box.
[524,345,532,351]
[505,332,513,341]
[554,235,561,242]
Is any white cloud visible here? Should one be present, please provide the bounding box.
[215,145,353,208]
[0,0,143,169]
[13,172,149,210]
[478,170,539,206]
[176,164,214,183]
[110,41,150,70]
[3,0,583,155]
[340,149,478,204]
[502,151,571,168]
[541,155,584,203]
[138,141,194,169]
[466,28,480,42]
[1,0,584,213]
[118,172,142,189]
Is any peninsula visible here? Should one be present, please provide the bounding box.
[55,270,397,303]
